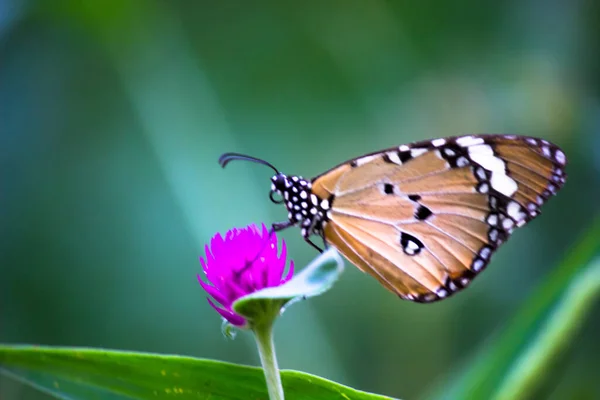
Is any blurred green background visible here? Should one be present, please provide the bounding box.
[1,1,599,399]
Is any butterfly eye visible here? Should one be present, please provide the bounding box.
[271,173,288,190]
[269,174,288,204]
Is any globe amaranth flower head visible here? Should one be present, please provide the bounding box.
[198,223,294,327]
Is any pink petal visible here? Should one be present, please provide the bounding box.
[207,298,246,326]
[282,260,294,283]
[199,256,208,273]
[199,223,295,322]
[267,240,286,286]
[203,244,214,275]
[197,275,231,307]
[219,274,248,300]
[260,223,269,240]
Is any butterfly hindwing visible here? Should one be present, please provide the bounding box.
[311,135,567,302]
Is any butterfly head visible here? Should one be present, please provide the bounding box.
[219,152,329,236]
[270,173,289,200]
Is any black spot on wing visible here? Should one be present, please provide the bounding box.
[399,151,412,163]
[415,205,433,221]
[400,232,424,255]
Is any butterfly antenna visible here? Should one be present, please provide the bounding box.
[219,153,279,174]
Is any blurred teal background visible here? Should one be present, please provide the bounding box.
[1,1,599,399]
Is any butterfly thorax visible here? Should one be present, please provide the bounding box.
[270,173,332,238]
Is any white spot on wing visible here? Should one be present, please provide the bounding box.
[490,197,498,209]
[456,136,484,147]
[507,201,521,219]
[480,247,491,260]
[355,155,377,166]
[444,148,456,157]
[555,149,566,165]
[399,144,410,152]
[386,151,402,165]
[473,259,485,272]
[476,167,487,180]
[469,144,494,155]
[542,146,551,157]
[407,240,420,251]
[506,201,527,226]
[456,157,469,167]
[411,148,427,158]
[470,152,505,173]
[502,218,514,230]
[490,173,518,196]
[432,138,446,147]
[536,195,544,205]
[489,229,498,242]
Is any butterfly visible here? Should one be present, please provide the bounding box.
[219,135,567,303]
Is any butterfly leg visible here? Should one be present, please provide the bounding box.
[304,236,324,253]
[271,221,294,232]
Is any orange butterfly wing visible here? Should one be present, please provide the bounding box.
[311,135,567,302]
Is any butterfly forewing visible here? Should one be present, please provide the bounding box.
[312,135,567,303]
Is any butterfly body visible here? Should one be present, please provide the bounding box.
[270,173,331,240]
[221,134,567,303]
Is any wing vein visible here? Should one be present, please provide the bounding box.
[329,223,399,294]
[424,220,478,256]
[339,218,439,290]
[335,162,457,197]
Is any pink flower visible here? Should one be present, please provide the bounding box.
[198,223,294,327]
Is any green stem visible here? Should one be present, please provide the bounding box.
[253,322,284,400]
[493,257,600,400]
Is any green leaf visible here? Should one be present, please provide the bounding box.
[429,214,600,400]
[0,345,397,400]
[232,247,344,323]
